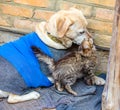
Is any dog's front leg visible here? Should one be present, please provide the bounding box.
[0,90,9,98]
[7,91,40,104]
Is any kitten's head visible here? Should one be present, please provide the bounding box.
[78,38,96,57]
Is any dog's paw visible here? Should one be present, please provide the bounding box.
[29,91,40,99]
[94,76,105,85]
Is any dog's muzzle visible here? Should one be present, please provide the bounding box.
[73,35,87,45]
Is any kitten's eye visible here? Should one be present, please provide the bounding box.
[79,31,85,34]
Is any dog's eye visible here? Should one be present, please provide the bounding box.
[79,31,85,34]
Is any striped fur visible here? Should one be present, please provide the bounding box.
[31,46,97,96]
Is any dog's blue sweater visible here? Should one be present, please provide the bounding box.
[0,32,53,87]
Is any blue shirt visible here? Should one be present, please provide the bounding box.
[0,32,53,87]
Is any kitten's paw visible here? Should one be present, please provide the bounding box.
[72,92,77,96]
[94,76,105,85]
[57,87,64,92]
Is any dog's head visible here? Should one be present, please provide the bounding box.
[36,8,95,52]
[46,8,92,44]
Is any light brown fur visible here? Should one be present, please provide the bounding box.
[36,8,94,55]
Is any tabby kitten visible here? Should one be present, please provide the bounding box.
[31,41,97,96]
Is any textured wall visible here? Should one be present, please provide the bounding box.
[0,0,115,35]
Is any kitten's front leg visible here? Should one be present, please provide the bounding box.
[84,69,96,85]
[84,75,95,85]
[65,84,77,96]
[55,81,64,92]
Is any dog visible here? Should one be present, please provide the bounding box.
[0,8,105,104]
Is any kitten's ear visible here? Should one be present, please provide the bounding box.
[78,45,83,51]
[89,38,93,45]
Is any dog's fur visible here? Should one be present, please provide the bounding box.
[31,40,105,96]
[36,8,93,52]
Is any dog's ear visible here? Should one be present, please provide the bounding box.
[56,16,73,38]
[46,15,73,38]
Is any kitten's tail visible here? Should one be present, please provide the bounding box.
[31,46,55,72]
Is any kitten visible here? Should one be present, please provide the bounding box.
[31,41,97,96]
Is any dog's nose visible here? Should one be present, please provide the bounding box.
[79,31,85,35]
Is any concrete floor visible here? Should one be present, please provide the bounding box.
[0,30,23,45]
